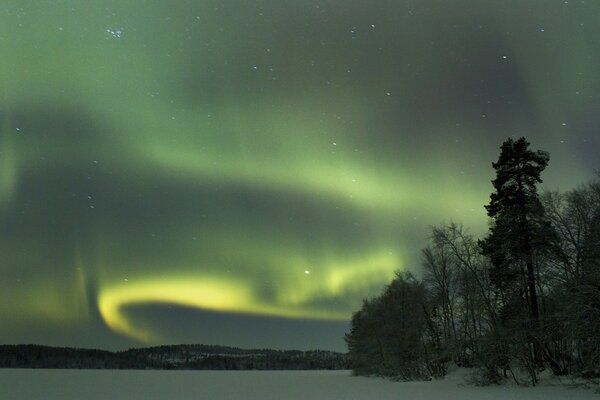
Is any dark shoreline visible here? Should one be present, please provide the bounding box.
[0,344,349,371]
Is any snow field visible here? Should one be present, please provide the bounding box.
[0,369,597,400]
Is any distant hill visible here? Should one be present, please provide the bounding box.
[0,344,349,370]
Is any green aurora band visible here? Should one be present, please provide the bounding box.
[1,0,599,350]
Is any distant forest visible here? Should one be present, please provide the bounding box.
[345,137,600,385]
[0,344,348,370]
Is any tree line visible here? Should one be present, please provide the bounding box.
[0,344,349,370]
[345,137,600,385]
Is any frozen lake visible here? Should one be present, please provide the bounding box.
[0,369,597,400]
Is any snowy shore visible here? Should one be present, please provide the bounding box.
[1,369,597,400]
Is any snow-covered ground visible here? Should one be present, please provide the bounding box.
[0,369,597,400]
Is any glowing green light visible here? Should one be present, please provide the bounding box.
[97,250,399,343]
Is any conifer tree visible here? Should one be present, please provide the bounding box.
[480,137,552,333]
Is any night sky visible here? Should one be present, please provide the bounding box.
[1,0,599,352]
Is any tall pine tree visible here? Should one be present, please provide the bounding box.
[480,137,552,333]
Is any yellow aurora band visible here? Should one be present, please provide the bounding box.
[98,251,399,343]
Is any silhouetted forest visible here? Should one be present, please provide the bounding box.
[0,344,348,370]
[345,138,600,385]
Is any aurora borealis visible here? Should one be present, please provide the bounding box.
[1,1,599,352]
